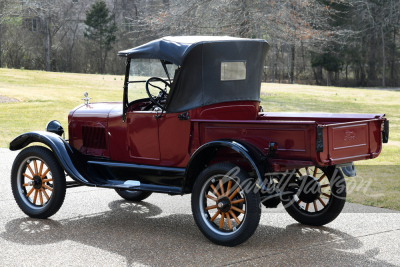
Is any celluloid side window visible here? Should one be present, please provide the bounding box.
[221,61,246,81]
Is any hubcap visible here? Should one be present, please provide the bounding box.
[293,167,332,213]
[33,176,43,190]
[297,175,321,203]
[217,197,231,213]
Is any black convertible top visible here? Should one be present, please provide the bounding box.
[119,36,269,113]
[118,36,266,66]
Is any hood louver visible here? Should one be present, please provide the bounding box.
[82,126,107,150]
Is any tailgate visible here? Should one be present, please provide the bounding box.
[316,118,386,165]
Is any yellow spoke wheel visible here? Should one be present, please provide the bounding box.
[11,146,66,219]
[282,166,346,226]
[191,163,261,247]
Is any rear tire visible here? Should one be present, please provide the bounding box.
[11,146,66,219]
[115,189,152,201]
[282,166,346,226]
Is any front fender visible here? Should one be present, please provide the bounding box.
[183,139,268,193]
[10,131,93,185]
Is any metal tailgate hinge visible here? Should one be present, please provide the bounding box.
[316,126,324,152]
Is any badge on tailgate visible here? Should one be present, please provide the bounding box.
[333,124,367,151]
[344,130,356,141]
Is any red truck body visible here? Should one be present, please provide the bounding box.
[68,100,386,172]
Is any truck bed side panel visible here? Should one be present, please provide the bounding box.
[195,121,316,162]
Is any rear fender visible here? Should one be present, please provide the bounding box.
[183,140,268,193]
[10,131,93,185]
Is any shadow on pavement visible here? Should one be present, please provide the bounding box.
[1,200,397,266]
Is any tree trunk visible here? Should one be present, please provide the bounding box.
[368,34,377,83]
[43,18,51,71]
[272,40,276,82]
[278,68,281,83]
[313,67,318,85]
[381,27,385,87]
[98,41,103,74]
[318,66,323,85]
[314,66,323,85]
[239,0,250,38]
[290,44,295,84]
[301,41,305,74]
[390,25,395,82]
[359,63,366,86]
[355,67,360,83]
[287,48,290,83]
[103,50,108,74]
[327,71,331,86]
[68,45,73,72]
[0,24,2,67]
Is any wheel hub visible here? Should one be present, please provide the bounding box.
[297,175,321,203]
[33,176,42,190]
[217,197,231,213]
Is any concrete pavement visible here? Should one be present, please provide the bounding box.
[0,148,399,266]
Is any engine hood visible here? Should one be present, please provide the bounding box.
[70,102,121,119]
[68,102,122,158]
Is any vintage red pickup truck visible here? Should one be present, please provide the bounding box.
[10,36,389,246]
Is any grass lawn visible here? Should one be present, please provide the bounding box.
[1,68,399,210]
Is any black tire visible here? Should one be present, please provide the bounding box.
[282,166,346,226]
[11,146,66,219]
[191,163,261,246]
[115,189,152,201]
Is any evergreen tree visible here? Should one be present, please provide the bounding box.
[84,1,117,74]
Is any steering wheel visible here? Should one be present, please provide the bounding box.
[145,77,170,109]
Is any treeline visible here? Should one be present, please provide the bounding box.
[0,0,399,87]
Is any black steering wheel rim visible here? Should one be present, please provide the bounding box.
[145,77,170,109]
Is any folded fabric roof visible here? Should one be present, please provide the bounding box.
[118,36,265,66]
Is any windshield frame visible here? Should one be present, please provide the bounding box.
[123,59,175,121]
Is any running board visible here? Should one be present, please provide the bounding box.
[96,180,182,194]
[66,181,84,188]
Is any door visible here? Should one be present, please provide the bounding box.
[127,111,160,163]
[158,112,191,167]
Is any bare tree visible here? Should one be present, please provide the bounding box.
[0,0,399,86]
[0,0,21,67]
[17,0,70,71]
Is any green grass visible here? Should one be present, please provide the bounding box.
[0,69,124,143]
[1,68,399,210]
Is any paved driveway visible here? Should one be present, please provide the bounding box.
[0,148,399,266]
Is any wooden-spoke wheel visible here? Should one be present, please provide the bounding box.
[11,146,66,219]
[19,158,53,207]
[203,175,246,232]
[192,163,261,247]
[282,166,346,226]
[293,166,332,213]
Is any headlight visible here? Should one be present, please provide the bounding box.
[46,120,64,136]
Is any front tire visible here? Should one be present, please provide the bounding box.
[282,166,346,226]
[115,189,152,201]
[191,163,261,246]
[11,146,66,219]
